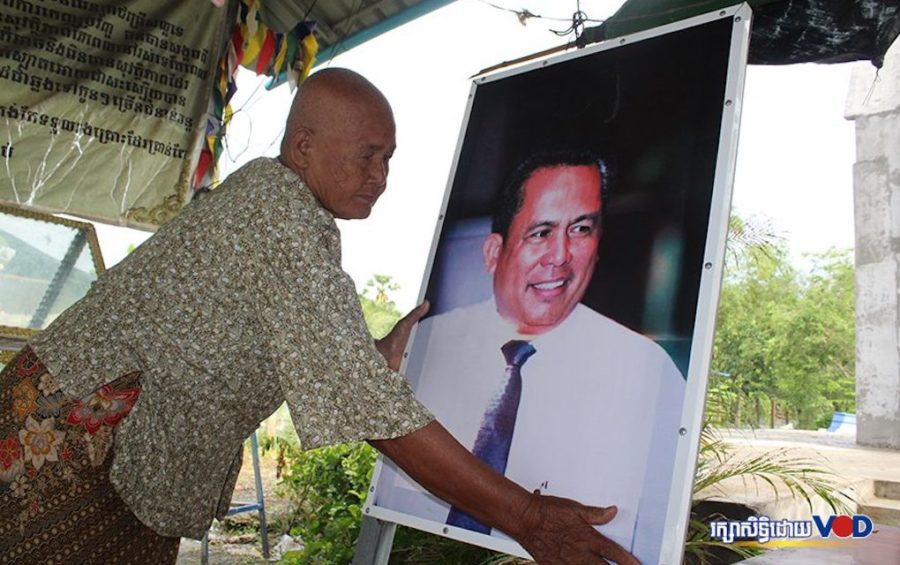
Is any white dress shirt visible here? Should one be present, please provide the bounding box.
[375,299,685,563]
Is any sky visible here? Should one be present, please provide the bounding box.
[94,0,860,311]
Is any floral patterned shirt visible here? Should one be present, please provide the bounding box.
[31,157,434,539]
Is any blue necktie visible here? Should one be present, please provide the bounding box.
[446,339,536,533]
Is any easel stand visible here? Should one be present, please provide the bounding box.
[352,515,396,565]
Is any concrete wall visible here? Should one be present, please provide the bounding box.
[846,41,900,449]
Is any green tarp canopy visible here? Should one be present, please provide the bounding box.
[579,0,900,67]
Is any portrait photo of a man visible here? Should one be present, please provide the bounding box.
[372,13,740,565]
[377,150,685,561]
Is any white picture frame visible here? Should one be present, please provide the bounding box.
[367,5,752,564]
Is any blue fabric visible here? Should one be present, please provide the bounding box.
[446,340,536,533]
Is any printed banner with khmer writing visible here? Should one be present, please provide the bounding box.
[0,0,226,227]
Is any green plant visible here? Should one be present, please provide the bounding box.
[260,431,510,564]
[261,436,377,564]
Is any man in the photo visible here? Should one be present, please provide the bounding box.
[385,150,685,562]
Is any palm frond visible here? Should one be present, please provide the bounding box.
[725,214,782,270]
[693,446,853,515]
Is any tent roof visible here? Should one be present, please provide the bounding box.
[583,0,900,68]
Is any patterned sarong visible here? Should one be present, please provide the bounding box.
[0,347,180,564]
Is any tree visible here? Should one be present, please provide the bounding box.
[711,242,798,426]
[710,224,855,430]
[365,274,400,304]
[772,250,856,428]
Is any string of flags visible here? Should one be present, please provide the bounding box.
[193,0,318,194]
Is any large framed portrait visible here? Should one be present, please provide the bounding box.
[367,5,751,564]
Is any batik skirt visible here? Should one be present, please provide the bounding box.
[0,347,180,564]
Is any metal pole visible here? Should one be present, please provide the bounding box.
[250,431,270,558]
[351,515,397,565]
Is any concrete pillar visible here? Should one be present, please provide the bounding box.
[846,41,900,449]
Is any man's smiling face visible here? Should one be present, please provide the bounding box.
[484,164,602,336]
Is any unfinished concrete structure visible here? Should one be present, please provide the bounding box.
[846,41,900,449]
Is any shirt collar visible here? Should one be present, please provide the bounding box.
[267,157,337,225]
[485,296,583,347]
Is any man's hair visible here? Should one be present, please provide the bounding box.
[490,150,610,239]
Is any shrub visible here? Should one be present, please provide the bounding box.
[261,436,377,564]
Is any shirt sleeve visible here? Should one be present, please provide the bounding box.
[254,211,433,451]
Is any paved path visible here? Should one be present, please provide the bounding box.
[715,428,900,485]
